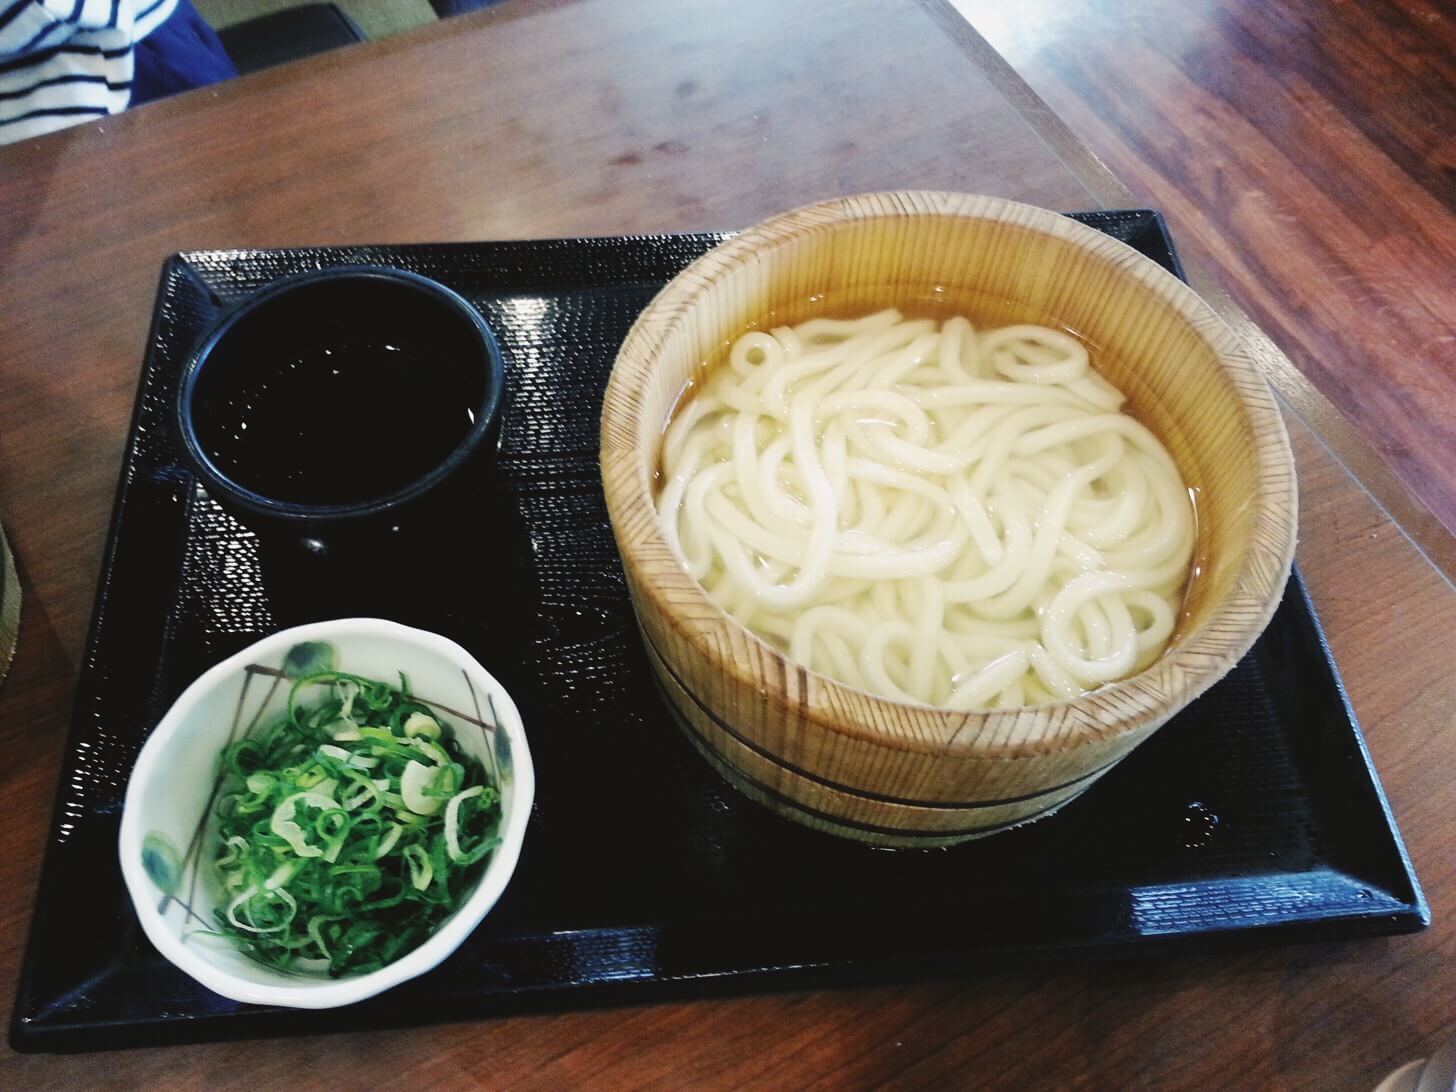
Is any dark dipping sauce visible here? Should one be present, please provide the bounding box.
[181,270,496,515]
[202,342,481,506]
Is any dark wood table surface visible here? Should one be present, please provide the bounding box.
[1,0,1452,1086]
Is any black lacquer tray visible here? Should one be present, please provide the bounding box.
[11,212,1426,1053]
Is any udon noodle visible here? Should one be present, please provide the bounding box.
[656,309,1195,710]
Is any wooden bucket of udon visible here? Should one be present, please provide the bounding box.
[600,192,1297,847]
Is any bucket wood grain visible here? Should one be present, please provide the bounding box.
[600,192,1297,846]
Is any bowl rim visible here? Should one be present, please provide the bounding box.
[600,191,1298,760]
[116,617,535,1009]
[175,264,507,522]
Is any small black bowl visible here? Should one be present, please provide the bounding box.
[177,266,506,557]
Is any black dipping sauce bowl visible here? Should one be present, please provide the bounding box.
[177,266,506,560]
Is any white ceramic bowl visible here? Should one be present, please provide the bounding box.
[118,618,534,1009]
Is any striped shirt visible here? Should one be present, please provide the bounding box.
[0,0,179,143]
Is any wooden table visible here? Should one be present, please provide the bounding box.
[1,0,1452,1086]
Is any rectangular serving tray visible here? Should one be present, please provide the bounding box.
[10,212,1426,1052]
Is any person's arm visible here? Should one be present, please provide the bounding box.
[0,2,138,144]
[0,1,141,59]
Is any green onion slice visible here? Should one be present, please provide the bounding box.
[210,668,502,977]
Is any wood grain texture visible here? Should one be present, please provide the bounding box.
[960,0,1456,552]
[0,0,1450,1084]
[601,192,1297,844]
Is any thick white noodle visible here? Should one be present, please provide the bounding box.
[656,309,1195,709]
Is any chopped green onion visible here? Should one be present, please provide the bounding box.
[375,823,403,859]
[400,760,445,816]
[403,844,433,891]
[403,712,441,740]
[211,667,502,977]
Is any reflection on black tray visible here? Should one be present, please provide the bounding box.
[10,215,1425,1053]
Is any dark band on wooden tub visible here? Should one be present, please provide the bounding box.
[639,624,1119,812]
[648,669,1081,840]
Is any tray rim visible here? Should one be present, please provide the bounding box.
[9,214,1428,1053]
